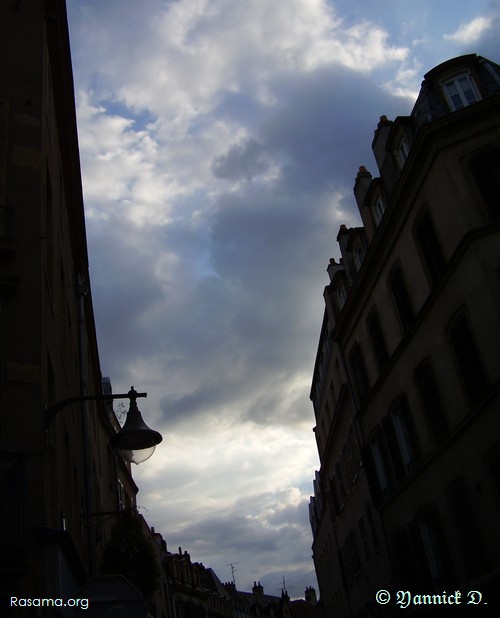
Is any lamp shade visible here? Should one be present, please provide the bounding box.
[110,390,162,464]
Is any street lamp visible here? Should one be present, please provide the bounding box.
[109,389,163,464]
[45,386,162,464]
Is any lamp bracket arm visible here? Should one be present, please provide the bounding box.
[44,391,147,430]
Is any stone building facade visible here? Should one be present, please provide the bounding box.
[0,1,138,612]
[309,54,500,616]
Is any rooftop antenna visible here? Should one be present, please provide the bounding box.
[226,562,240,586]
[277,576,291,594]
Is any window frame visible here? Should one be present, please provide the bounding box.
[336,280,348,309]
[370,432,390,495]
[395,134,410,170]
[441,71,481,111]
[389,395,420,473]
[416,506,453,586]
[388,262,414,334]
[372,194,386,226]
[351,237,365,273]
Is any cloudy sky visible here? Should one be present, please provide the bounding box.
[66,0,500,599]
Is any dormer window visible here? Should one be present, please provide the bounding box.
[442,73,480,111]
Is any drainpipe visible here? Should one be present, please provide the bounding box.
[77,273,97,576]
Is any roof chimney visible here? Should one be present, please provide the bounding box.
[305,586,318,605]
[252,581,264,595]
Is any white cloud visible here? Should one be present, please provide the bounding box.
[71,0,408,125]
[444,16,492,44]
[66,0,446,598]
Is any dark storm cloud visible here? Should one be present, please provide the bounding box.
[67,0,499,599]
[174,514,280,554]
[211,139,269,180]
[261,66,411,188]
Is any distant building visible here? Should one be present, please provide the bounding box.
[0,0,138,611]
[224,580,321,618]
[309,54,500,616]
[162,550,322,618]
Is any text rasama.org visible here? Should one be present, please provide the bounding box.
[11,597,89,610]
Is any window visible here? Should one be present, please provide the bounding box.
[442,73,480,110]
[372,195,386,226]
[341,529,362,585]
[358,517,371,562]
[335,462,347,503]
[447,479,489,579]
[347,528,362,577]
[365,430,401,503]
[352,239,365,273]
[389,264,414,332]
[448,312,488,406]
[370,432,390,494]
[469,147,500,220]
[365,502,380,553]
[349,343,370,401]
[340,451,352,494]
[374,397,420,492]
[417,507,453,586]
[414,359,449,445]
[486,444,500,503]
[395,135,410,170]
[367,310,389,369]
[415,211,446,284]
[336,281,347,309]
[348,426,362,473]
[329,476,342,516]
[343,438,356,486]
[382,414,405,484]
[391,528,418,589]
[388,396,420,473]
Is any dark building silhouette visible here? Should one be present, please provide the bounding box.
[309,54,500,616]
[0,0,138,611]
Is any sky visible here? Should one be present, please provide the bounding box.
[65,0,500,600]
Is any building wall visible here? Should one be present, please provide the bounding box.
[310,54,500,616]
[0,1,137,610]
